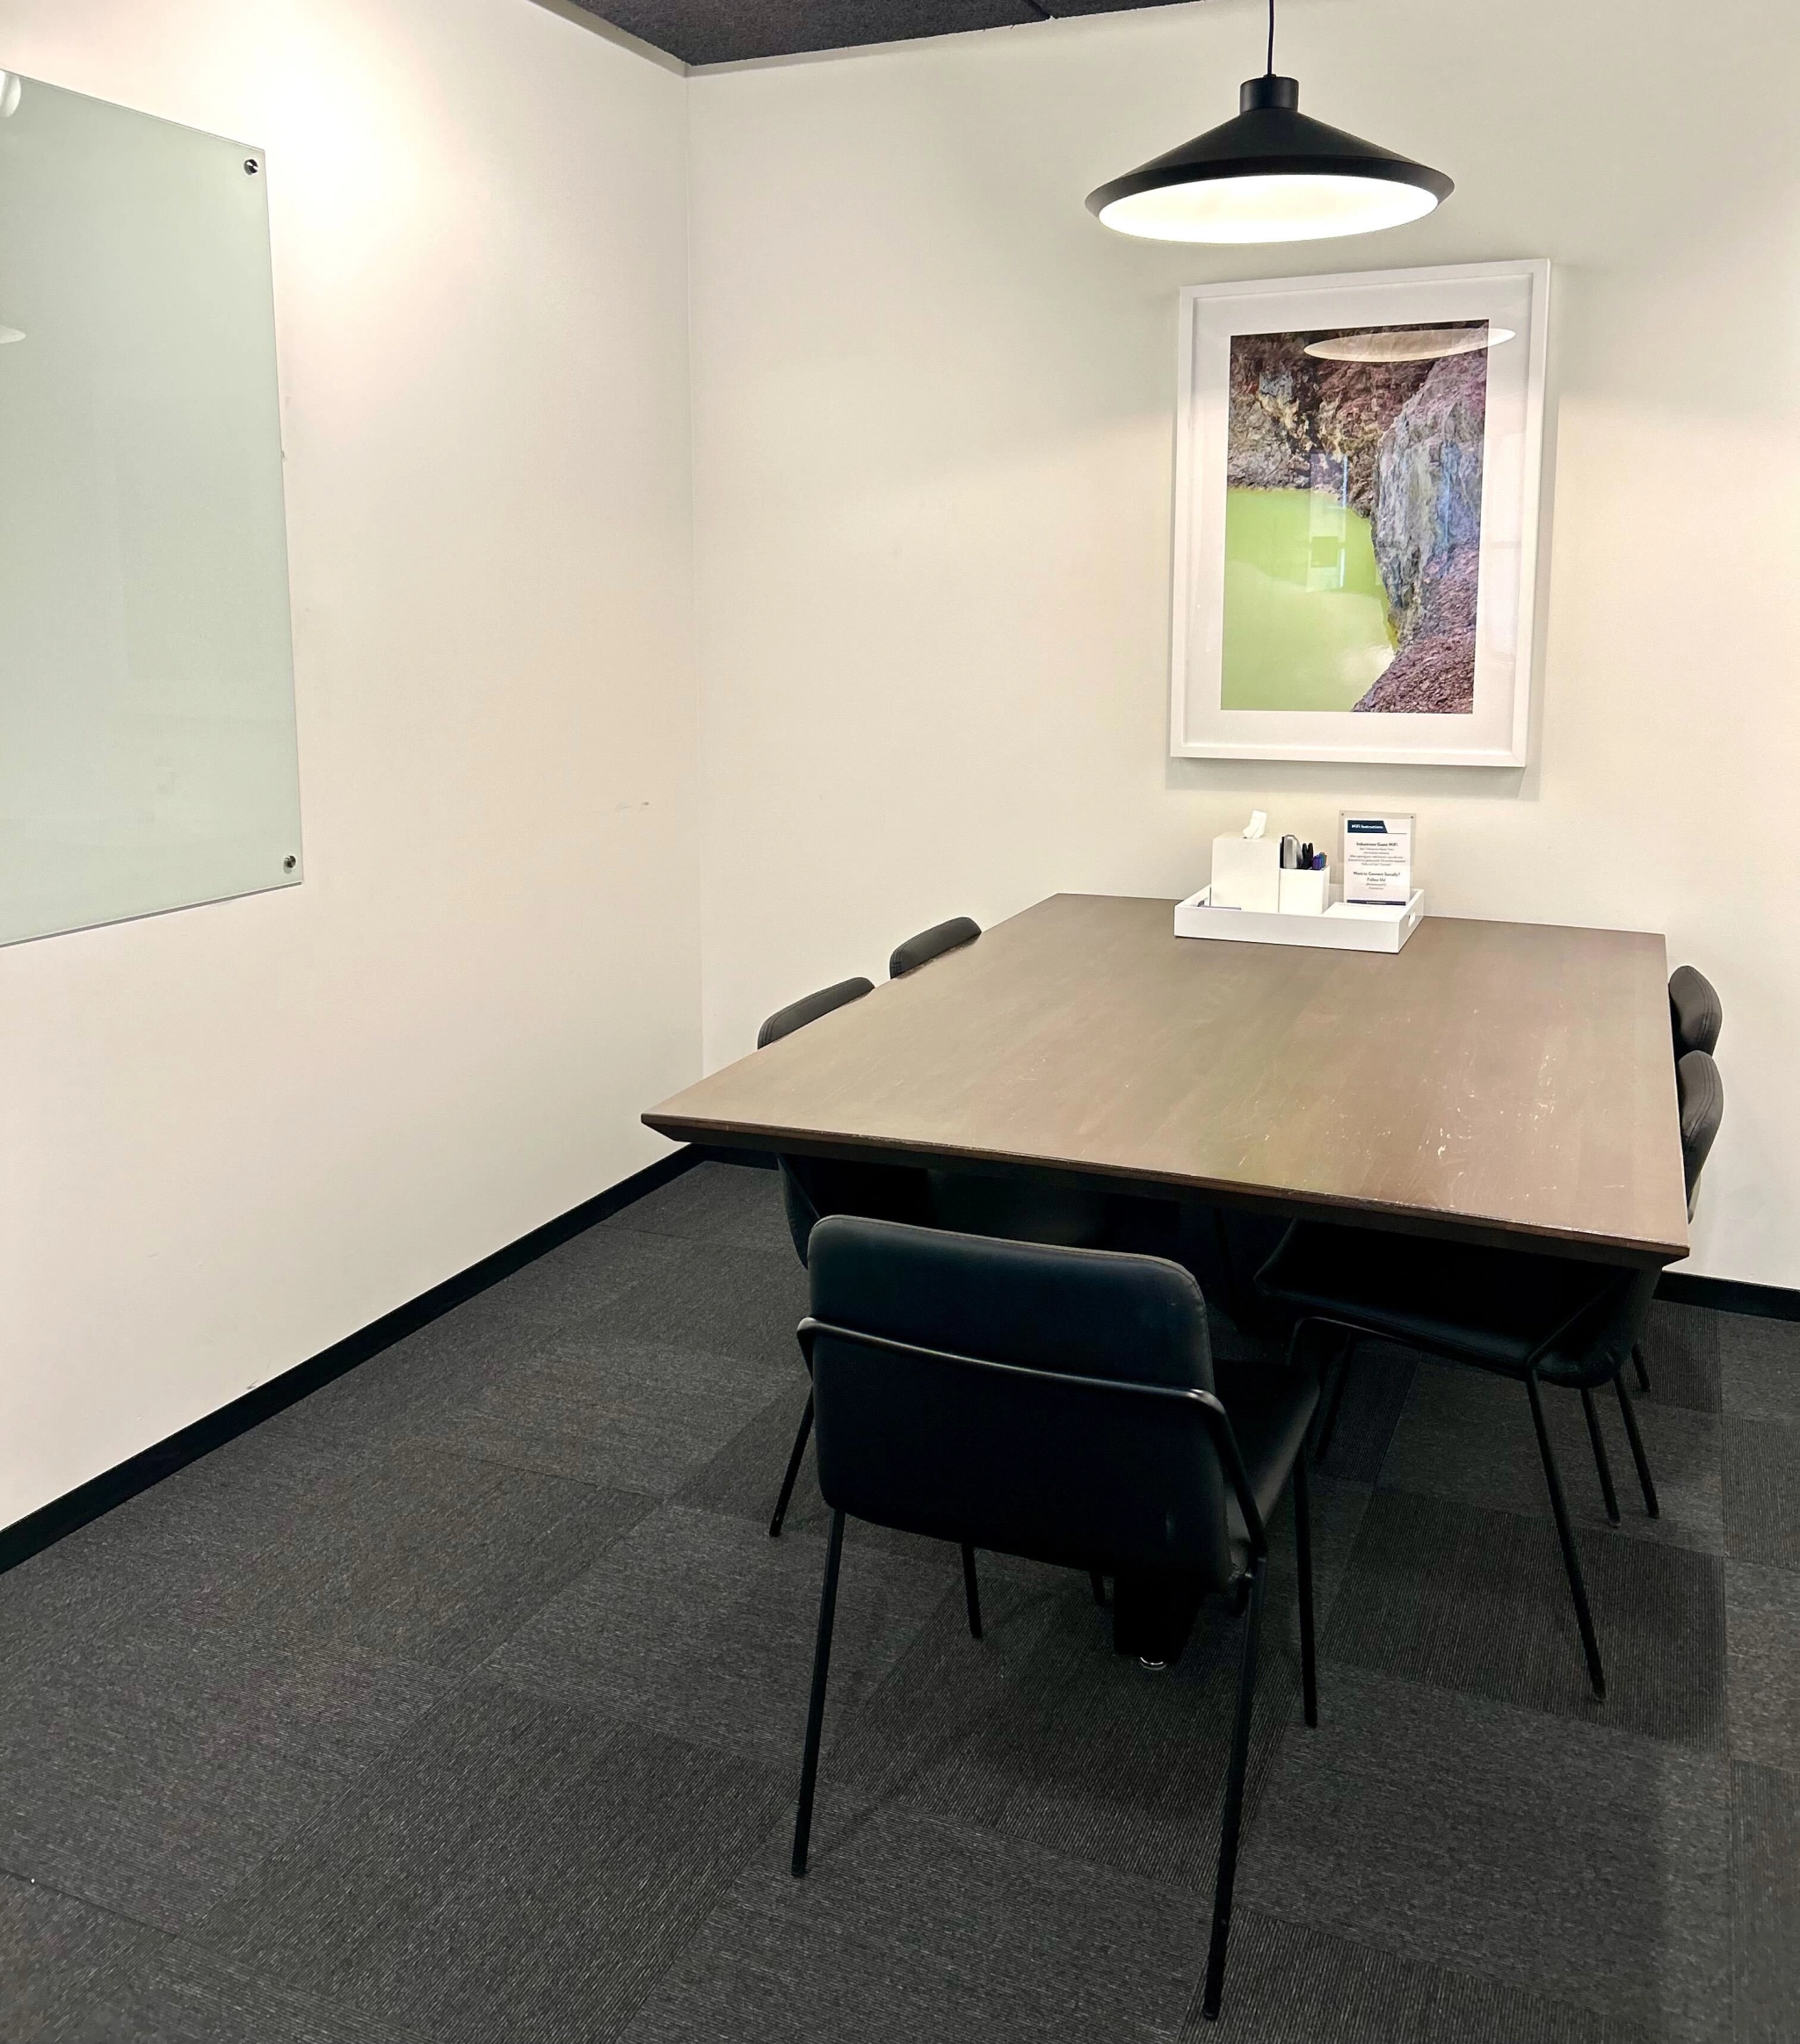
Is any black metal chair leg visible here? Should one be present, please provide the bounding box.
[1633,1342,1651,1395]
[1524,1370,1606,1700]
[791,1508,846,1877]
[1292,1456,1317,1729]
[1311,1338,1357,1466]
[1614,1374,1660,1519]
[962,1544,983,1639]
[769,1394,815,1538]
[1089,1571,1108,1607]
[1201,1555,1267,2022]
[1580,1387,1621,1525]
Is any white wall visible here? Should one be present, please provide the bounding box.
[5,0,1796,1531]
[0,0,698,1526]
[686,0,1800,1287]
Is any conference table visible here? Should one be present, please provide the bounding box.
[643,893,1690,1269]
[643,892,1688,1661]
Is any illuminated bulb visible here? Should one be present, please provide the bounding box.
[1098,169,1440,245]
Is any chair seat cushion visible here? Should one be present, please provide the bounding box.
[1255,1221,1637,1386]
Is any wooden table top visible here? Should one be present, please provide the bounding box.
[644,894,1690,1267]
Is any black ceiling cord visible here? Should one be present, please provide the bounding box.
[1267,0,1277,74]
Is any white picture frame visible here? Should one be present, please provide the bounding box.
[1170,259,1550,766]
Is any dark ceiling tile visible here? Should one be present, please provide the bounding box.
[1043,0,1192,15]
[573,1,1050,67]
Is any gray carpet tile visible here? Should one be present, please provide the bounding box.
[674,1382,953,1561]
[1722,1414,1800,1569]
[490,1503,954,1767]
[1724,1560,1800,1775]
[203,1680,788,2044]
[1238,1666,1732,2042]
[620,1805,1197,2044]
[0,1874,406,2044]
[367,1336,791,1496]
[1642,1303,1725,1416]
[606,1158,797,1258]
[818,1557,1302,1898]
[0,1511,454,1932]
[598,1236,813,1374]
[1379,1359,1723,1556]
[1315,1342,1418,1484]
[1731,1762,1799,2044]
[1266,1473,1373,1631]
[679,1379,831,1527]
[1718,1313,1800,1424]
[0,1165,1768,2043]
[1175,1905,1652,2043]
[446,1221,697,1337]
[1324,1490,1725,1748]
[100,1437,652,1672]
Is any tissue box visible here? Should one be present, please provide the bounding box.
[1278,867,1329,916]
[1210,835,1281,911]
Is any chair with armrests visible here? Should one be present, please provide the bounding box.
[788,1215,1321,2024]
[1255,1049,1725,1701]
[758,979,931,1536]
[890,916,1109,1250]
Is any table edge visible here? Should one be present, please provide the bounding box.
[642,1111,1688,1270]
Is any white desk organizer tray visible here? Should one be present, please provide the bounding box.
[1174,887,1426,955]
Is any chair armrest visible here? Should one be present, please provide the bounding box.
[1189,1387,1269,1557]
[795,1318,1272,1558]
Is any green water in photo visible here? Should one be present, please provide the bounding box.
[1221,487,1397,712]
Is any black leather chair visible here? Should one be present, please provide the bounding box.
[1669,965,1723,1059]
[758,980,930,1535]
[788,1215,1320,2024]
[1677,1048,1724,1199]
[1625,974,1723,1391]
[1255,1049,1725,1701]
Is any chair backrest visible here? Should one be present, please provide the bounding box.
[758,975,874,1049]
[1678,1049,1724,1208]
[889,917,980,980]
[802,1214,1245,1587]
[758,977,875,1263]
[1669,966,1723,1059]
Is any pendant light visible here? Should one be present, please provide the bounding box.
[1086,0,1452,244]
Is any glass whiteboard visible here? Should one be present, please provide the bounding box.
[0,72,301,946]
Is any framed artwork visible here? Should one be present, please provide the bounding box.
[1170,259,1550,766]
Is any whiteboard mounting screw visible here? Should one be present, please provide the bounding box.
[243,156,259,175]
[283,854,296,871]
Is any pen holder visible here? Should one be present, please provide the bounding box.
[1278,866,1329,916]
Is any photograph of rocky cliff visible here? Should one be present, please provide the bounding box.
[1220,324,1489,714]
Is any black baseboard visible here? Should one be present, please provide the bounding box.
[1656,1270,1800,1322]
[0,1144,708,1577]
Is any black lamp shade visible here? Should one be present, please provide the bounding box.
[1087,76,1453,243]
